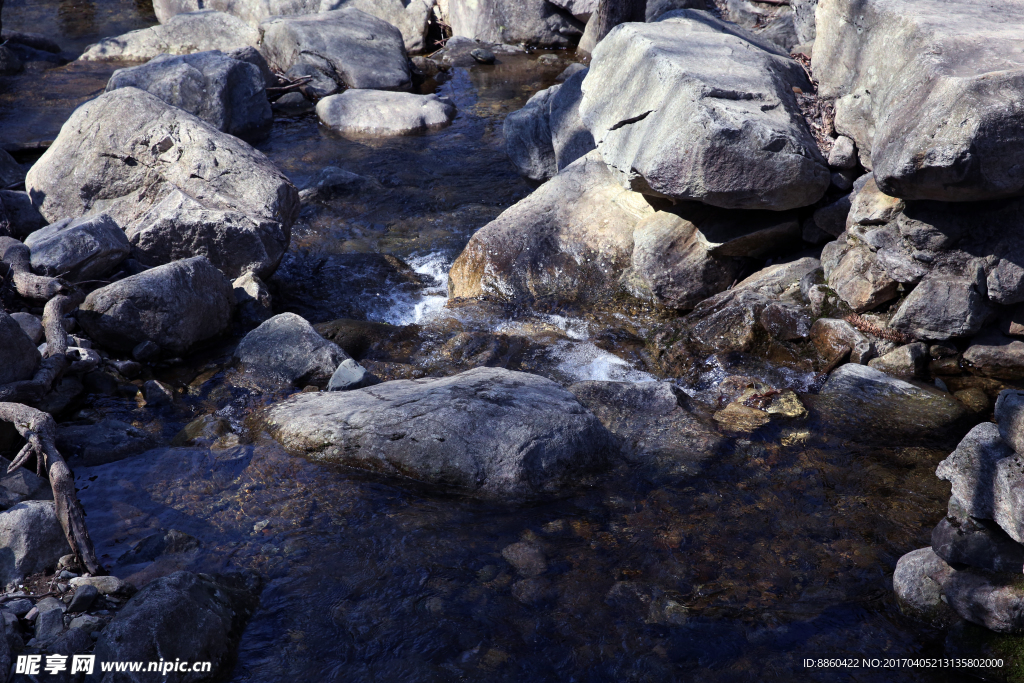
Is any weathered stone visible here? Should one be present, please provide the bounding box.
[996,390,1024,456]
[809,318,869,364]
[995,453,1024,545]
[26,88,298,279]
[867,342,928,378]
[10,312,42,345]
[504,85,559,181]
[233,271,273,327]
[69,575,127,595]
[932,517,1024,574]
[78,256,234,354]
[580,10,828,210]
[827,135,857,170]
[964,332,1024,381]
[758,301,811,341]
[1,191,47,239]
[645,0,706,21]
[846,175,904,229]
[826,245,898,313]
[444,0,583,47]
[143,379,175,406]
[56,420,160,467]
[502,541,547,577]
[106,51,272,142]
[260,367,613,500]
[893,547,959,628]
[936,422,1014,522]
[317,90,455,136]
[683,289,772,356]
[944,569,1024,633]
[327,358,377,391]
[260,9,412,92]
[814,0,1024,201]
[235,312,350,388]
[80,10,260,61]
[25,214,130,281]
[0,502,69,587]
[890,275,991,341]
[68,584,99,613]
[0,311,41,384]
[549,68,596,173]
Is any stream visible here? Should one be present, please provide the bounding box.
[0,2,972,680]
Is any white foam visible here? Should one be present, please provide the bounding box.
[375,252,451,326]
[549,340,656,384]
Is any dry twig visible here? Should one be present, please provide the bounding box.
[843,313,916,344]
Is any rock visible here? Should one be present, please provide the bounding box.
[504,85,559,181]
[56,420,159,467]
[172,414,232,446]
[235,313,349,388]
[260,367,613,499]
[579,10,828,210]
[548,0,597,21]
[118,529,201,564]
[78,256,234,355]
[935,422,1014,522]
[68,585,99,613]
[69,575,127,595]
[807,364,971,444]
[142,380,175,406]
[827,135,857,170]
[816,0,1024,200]
[93,571,260,681]
[964,332,1024,381]
[69,615,105,632]
[549,69,596,173]
[0,311,41,384]
[0,149,24,189]
[80,10,260,61]
[997,390,1024,455]
[645,0,706,21]
[297,166,377,202]
[327,358,377,391]
[272,90,313,114]
[49,627,93,656]
[227,45,276,86]
[1,191,47,239]
[889,275,991,341]
[133,341,162,363]
[106,51,272,142]
[0,502,69,587]
[317,90,456,136]
[867,342,928,378]
[10,312,43,345]
[893,548,960,628]
[847,175,904,228]
[812,195,851,238]
[501,541,547,577]
[943,569,1024,633]
[35,600,65,645]
[809,318,870,363]
[995,453,1024,545]
[683,289,772,356]
[233,272,273,327]
[0,44,22,75]
[932,517,1024,574]
[25,214,130,282]
[444,0,583,47]
[759,301,811,341]
[26,88,298,280]
[260,9,412,92]
[449,151,653,306]
[568,380,725,474]
[826,246,898,313]
[470,47,495,63]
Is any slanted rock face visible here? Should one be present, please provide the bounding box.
[317,90,455,137]
[93,571,261,682]
[106,51,273,142]
[814,0,1024,201]
[79,10,260,61]
[935,422,1014,521]
[0,311,42,385]
[25,88,298,279]
[445,0,583,47]
[259,367,613,499]
[78,256,234,354]
[25,214,130,281]
[580,10,829,210]
[235,312,350,388]
[260,9,412,92]
[0,502,69,587]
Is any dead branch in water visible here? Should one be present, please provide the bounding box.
[844,313,916,345]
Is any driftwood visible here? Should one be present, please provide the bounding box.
[0,237,64,300]
[0,403,102,575]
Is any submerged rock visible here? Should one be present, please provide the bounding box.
[56,420,160,467]
[317,90,456,137]
[943,569,1024,633]
[580,10,828,210]
[106,51,273,142]
[79,10,260,61]
[260,367,613,500]
[234,312,350,388]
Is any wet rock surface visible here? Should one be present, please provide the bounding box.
[317,90,456,137]
[235,312,350,389]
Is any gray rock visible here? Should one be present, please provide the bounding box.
[5,598,32,616]
[235,312,349,388]
[260,9,412,92]
[964,332,1024,381]
[889,275,991,341]
[504,85,559,181]
[142,380,175,406]
[56,419,160,467]
[995,453,1024,545]
[846,174,904,228]
[69,615,105,632]
[0,149,24,189]
[327,358,377,391]
[25,214,130,282]
[35,599,65,645]
[106,51,272,142]
[470,47,495,63]
[10,312,43,345]
[445,0,583,47]
[49,627,93,656]
[1,190,47,239]
[0,311,41,384]
[932,517,1024,574]
[316,90,456,136]
[645,0,706,21]
[227,45,276,86]
[683,289,773,356]
[827,135,857,170]
[233,271,273,327]
[79,10,260,61]
[78,256,234,355]
[260,367,613,499]
[93,571,261,682]
[943,568,1024,633]
[296,166,377,202]
[272,90,313,114]
[68,584,99,613]
[568,380,725,475]
[548,68,596,173]
[502,541,547,577]
[814,0,1024,201]
[826,245,898,313]
[791,0,817,44]
[892,547,959,628]
[0,502,69,587]
[285,62,340,98]
[133,341,161,363]
[936,422,1014,522]
[996,390,1024,457]
[759,301,811,341]
[580,10,828,210]
[867,342,928,378]
[549,0,597,21]
[26,88,298,280]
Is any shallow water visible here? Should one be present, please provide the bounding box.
[0,5,981,682]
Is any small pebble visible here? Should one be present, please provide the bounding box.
[470,48,495,64]
[253,520,270,533]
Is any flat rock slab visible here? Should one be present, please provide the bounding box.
[260,8,412,92]
[106,51,272,142]
[80,10,259,62]
[25,88,298,279]
[580,9,828,210]
[814,0,1024,201]
[259,367,613,500]
[317,90,455,136]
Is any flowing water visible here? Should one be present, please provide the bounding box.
[0,3,981,681]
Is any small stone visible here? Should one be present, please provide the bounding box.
[253,520,270,533]
[68,584,98,612]
[470,47,495,64]
[501,541,547,578]
[954,388,990,414]
[827,135,857,170]
[10,312,43,344]
[930,342,958,359]
[713,403,772,433]
[142,379,174,406]
[830,170,855,191]
[109,359,142,378]
[271,91,312,114]
[132,341,160,363]
[511,577,556,604]
[867,342,929,378]
[327,359,378,391]
[35,603,65,644]
[5,598,32,616]
[892,547,959,628]
[69,615,104,632]
[69,575,126,595]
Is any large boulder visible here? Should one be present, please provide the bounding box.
[25,88,298,279]
[932,517,1024,574]
[889,274,991,341]
[935,422,1014,521]
[259,9,412,93]
[25,214,131,282]
[234,312,350,388]
[259,367,614,500]
[93,571,260,683]
[79,10,260,61]
[0,501,69,588]
[579,10,829,210]
[78,256,234,355]
[943,568,1024,633]
[814,0,1024,201]
[444,0,583,47]
[316,90,456,136]
[0,311,41,385]
[892,547,959,628]
[106,51,273,142]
